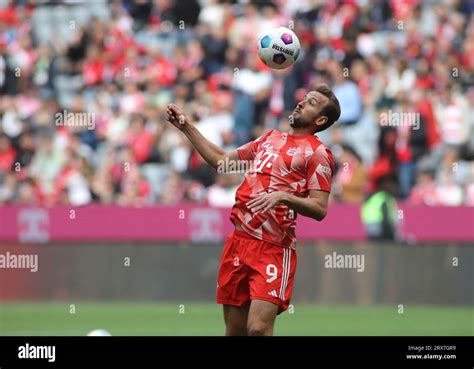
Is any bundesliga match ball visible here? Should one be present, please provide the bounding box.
[87,329,112,336]
[257,27,301,69]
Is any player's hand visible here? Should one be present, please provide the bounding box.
[247,192,288,214]
[166,103,190,131]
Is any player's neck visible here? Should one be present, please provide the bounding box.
[288,127,316,137]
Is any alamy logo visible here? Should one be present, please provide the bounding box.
[18,344,55,362]
[55,109,95,130]
[0,252,38,272]
[324,252,365,272]
[216,157,253,174]
[379,109,420,130]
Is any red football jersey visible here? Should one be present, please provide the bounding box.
[230,129,334,249]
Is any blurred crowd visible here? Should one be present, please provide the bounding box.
[0,0,473,207]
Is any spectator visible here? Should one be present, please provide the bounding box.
[0,0,471,208]
[161,170,185,205]
[14,130,35,172]
[436,171,464,206]
[434,84,471,148]
[465,183,474,206]
[207,173,240,208]
[116,165,150,206]
[409,171,438,206]
[16,178,42,205]
[0,172,16,203]
[394,94,429,198]
[53,152,92,206]
[333,145,367,203]
[29,136,66,197]
[124,113,153,164]
[327,60,362,126]
[0,133,16,173]
[232,54,272,144]
[368,105,398,194]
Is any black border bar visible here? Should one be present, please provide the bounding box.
[0,336,472,368]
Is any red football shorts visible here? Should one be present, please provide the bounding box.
[216,229,297,314]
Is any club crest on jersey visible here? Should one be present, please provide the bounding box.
[286,147,302,156]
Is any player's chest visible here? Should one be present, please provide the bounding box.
[253,141,310,175]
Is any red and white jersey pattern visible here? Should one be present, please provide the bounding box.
[230,129,334,249]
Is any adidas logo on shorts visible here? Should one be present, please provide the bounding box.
[268,290,278,298]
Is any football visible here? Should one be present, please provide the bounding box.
[87,329,112,336]
[257,27,301,69]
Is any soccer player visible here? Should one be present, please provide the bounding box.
[166,85,341,336]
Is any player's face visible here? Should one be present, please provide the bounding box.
[290,91,330,131]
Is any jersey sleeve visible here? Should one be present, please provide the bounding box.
[306,144,334,193]
[236,130,273,161]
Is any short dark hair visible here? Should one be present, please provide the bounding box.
[314,85,341,131]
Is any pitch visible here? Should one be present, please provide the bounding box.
[1,303,471,336]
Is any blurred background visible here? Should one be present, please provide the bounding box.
[0,0,473,336]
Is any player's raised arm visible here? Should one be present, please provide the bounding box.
[166,103,239,170]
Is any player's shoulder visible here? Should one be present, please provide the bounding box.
[308,136,334,164]
[314,136,331,153]
[305,135,331,154]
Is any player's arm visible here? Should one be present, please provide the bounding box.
[166,103,239,170]
[247,145,333,221]
[283,190,329,221]
[247,190,329,221]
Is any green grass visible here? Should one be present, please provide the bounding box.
[0,303,472,336]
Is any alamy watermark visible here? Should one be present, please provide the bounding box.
[217,157,254,174]
[18,344,55,363]
[379,109,420,130]
[0,252,38,272]
[324,252,365,272]
[55,109,95,130]
[216,152,281,175]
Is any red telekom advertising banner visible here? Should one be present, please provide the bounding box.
[0,204,472,244]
